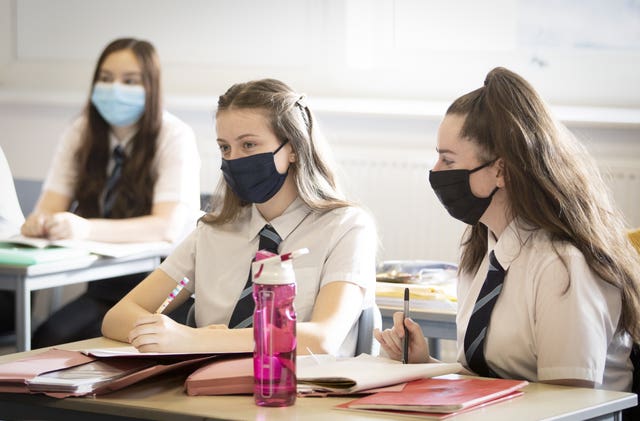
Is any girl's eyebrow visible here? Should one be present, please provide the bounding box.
[436,147,456,154]
[216,134,258,143]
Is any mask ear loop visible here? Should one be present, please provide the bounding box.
[469,158,498,174]
[273,139,289,155]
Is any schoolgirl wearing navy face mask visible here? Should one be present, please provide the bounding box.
[24,38,201,348]
[376,67,640,397]
[103,79,377,358]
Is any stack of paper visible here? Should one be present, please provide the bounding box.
[376,281,457,311]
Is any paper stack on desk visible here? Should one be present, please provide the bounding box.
[376,281,457,311]
[375,260,458,311]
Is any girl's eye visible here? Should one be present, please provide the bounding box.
[440,157,453,166]
[123,77,142,85]
[243,142,256,150]
[218,144,230,153]
[97,75,113,83]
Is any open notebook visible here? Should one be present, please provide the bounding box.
[185,354,462,396]
[0,234,173,258]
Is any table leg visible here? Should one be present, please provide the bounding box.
[15,279,30,352]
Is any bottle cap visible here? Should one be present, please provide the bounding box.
[252,248,309,285]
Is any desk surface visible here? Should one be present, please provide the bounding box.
[0,338,635,421]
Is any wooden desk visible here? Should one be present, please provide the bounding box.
[0,338,635,421]
[379,305,456,359]
[0,250,166,352]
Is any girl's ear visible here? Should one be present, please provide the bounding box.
[495,158,505,188]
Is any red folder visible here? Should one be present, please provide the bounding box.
[336,377,528,418]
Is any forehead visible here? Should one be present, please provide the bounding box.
[437,114,482,159]
[216,108,274,138]
[100,49,141,73]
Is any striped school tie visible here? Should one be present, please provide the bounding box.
[228,224,282,329]
[463,250,506,378]
[102,145,125,217]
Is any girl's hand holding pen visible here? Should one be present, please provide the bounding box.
[374,311,431,364]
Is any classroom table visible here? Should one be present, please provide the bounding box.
[379,304,456,359]
[0,337,635,421]
[0,249,168,352]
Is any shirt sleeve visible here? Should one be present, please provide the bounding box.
[152,114,201,210]
[533,249,621,384]
[42,118,85,198]
[158,226,198,294]
[319,207,378,300]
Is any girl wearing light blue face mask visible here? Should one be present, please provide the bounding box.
[91,82,146,128]
[23,38,201,348]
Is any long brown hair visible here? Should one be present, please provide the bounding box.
[73,38,162,218]
[202,78,350,225]
[450,67,640,341]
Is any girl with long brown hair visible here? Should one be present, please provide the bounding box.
[22,38,201,347]
[102,78,377,356]
[376,67,640,392]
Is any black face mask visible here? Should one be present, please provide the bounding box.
[428,160,499,225]
[220,141,289,204]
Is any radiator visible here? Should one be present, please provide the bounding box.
[336,149,640,263]
[599,160,640,228]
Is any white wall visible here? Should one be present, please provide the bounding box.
[1,0,640,263]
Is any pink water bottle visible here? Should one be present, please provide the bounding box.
[252,248,308,407]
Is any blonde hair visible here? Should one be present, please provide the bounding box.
[202,79,350,225]
[451,67,640,341]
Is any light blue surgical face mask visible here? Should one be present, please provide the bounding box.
[91,82,146,127]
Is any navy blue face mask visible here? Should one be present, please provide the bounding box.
[220,140,289,204]
[428,160,499,225]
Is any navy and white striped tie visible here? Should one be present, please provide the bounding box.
[228,224,282,329]
[463,250,506,378]
[102,145,125,218]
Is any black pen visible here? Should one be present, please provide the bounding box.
[402,287,410,364]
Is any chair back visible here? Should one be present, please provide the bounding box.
[355,304,382,356]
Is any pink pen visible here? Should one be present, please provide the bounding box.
[155,277,190,314]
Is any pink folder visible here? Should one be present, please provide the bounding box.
[0,348,219,398]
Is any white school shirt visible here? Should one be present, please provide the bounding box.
[43,111,201,214]
[159,198,378,357]
[456,219,632,391]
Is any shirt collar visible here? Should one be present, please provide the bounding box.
[248,197,311,243]
[487,218,536,272]
[108,129,137,153]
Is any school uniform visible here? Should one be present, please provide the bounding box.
[32,111,201,348]
[456,219,632,391]
[159,198,377,357]
[43,111,201,213]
